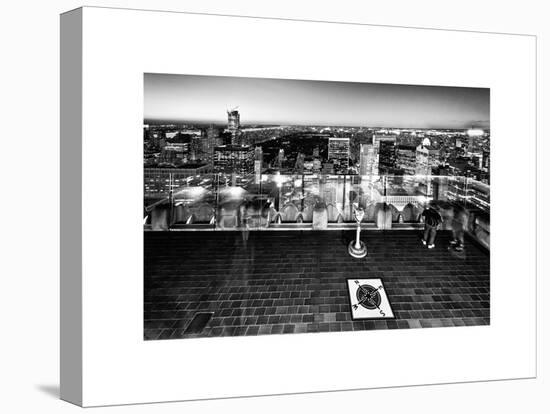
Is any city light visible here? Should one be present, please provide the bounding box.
[467,128,484,137]
[274,172,284,188]
[144,108,491,228]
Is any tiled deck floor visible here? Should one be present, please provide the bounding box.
[144,230,490,340]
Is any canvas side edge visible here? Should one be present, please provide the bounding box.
[60,7,83,407]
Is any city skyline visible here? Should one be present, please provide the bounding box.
[144,73,490,130]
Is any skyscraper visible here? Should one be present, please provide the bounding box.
[204,124,221,162]
[359,143,377,176]
[190,135,202,161]
[213,145,254,178]
[277,148,285,169]
[482,150,490,171]
[377,136,397,174]
[372,134,398,149]
[254,146,263,184]
[328,137,350,174]
[226,109,241,145]
[415,145,430,176]
[416,143,441,196]
[159,143,189,166]
[396,144,417,175]
[415,144,440,176]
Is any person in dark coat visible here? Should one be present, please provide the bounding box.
[449,205,468,251]
[421,202,443,249]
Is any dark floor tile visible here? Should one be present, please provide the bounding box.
[145,230,489,340]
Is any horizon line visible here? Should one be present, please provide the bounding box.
[143,119,490,131]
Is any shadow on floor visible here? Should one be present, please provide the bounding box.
[36,384,59,399]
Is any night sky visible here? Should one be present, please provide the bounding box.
[144,73,489,130]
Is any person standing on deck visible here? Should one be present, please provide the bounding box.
[449,204,468,252]
[421,202,443,249]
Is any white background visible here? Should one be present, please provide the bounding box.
[0,0,548,413]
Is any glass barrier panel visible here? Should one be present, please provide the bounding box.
[143,171,489,237]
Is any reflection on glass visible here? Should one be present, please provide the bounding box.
[144,171,490,246]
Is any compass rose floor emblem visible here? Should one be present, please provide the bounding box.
[346,278,394,319]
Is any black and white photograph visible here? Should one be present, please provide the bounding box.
[143,73,490,340]
[3,0,545,410]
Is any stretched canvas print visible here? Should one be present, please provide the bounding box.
[143,74,491,340]
[61,7,536,407]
